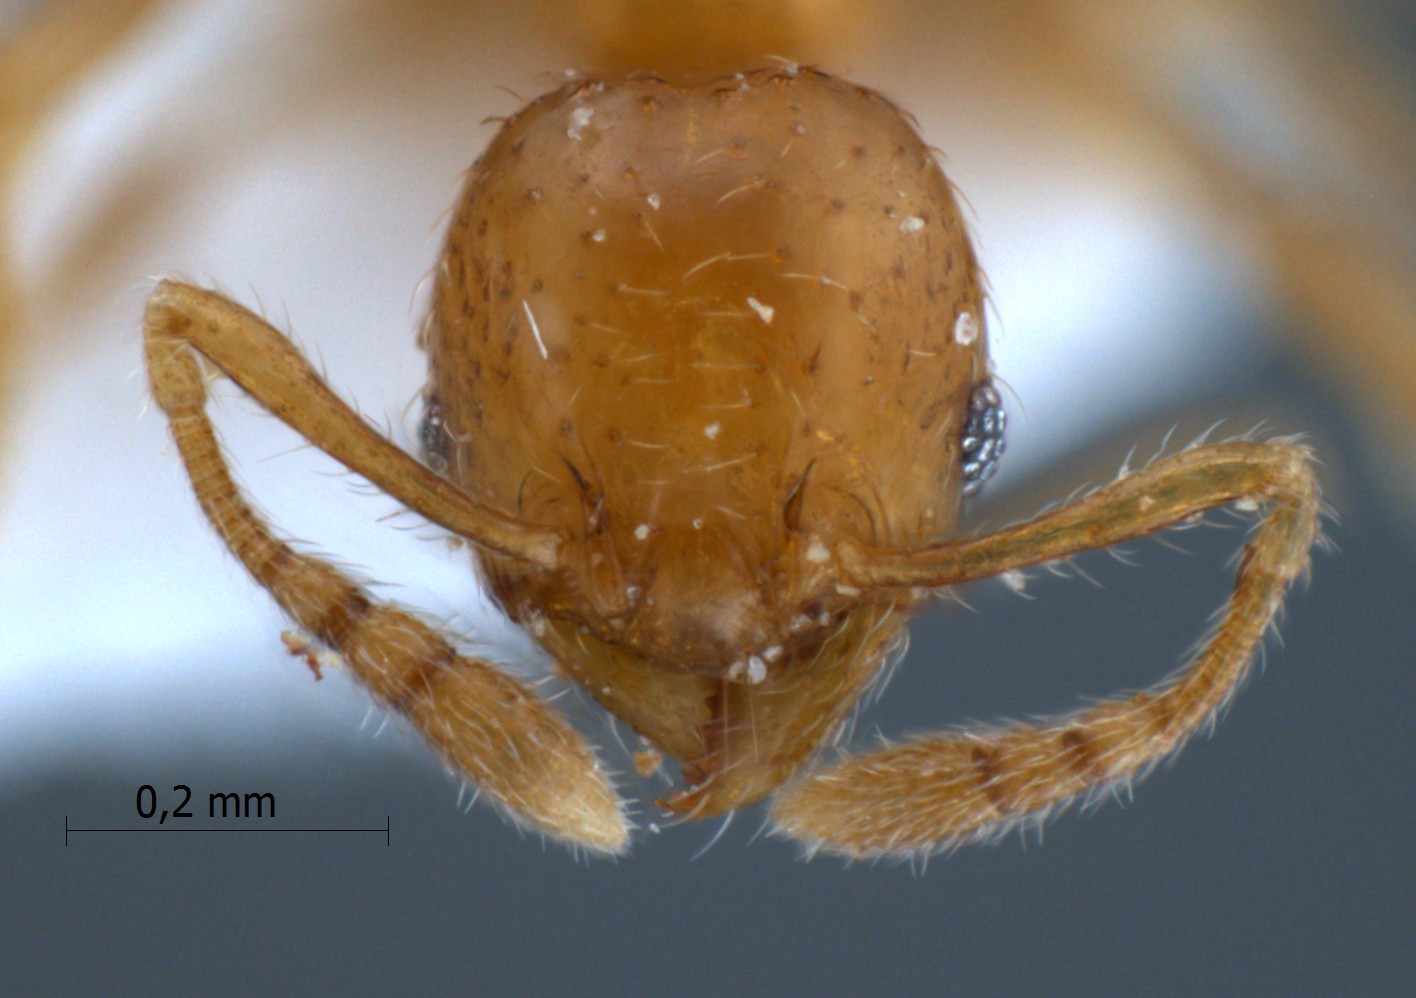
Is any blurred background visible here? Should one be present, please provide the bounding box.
[2,1,1413,993]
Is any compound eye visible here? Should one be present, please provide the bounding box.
[960,380,1006,496]
[420,394,449,474]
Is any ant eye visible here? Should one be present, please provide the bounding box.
[960,380,1006,496]
[420,395,448,473]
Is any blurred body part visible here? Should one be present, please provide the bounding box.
[0,0,162,469]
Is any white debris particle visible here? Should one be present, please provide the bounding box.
[793,122,806,135]
[805,538,830,564]
[1234,497,1260,512]
[746,296,775,324]
[567,106,594,140]
[899,215,925,234]
[746,656,767,684]
[1001,570,1027,593]
[953,310,979,346]
[691,518,704,530]
[280,631,343,678]
[590,228,606,242]
[727,660,746,680]
[634,523,650,540]
[834,583,862,596]
[625,585,641,600]
[763,645,783,662]
[646,192,661,210]
[704,422,721,439]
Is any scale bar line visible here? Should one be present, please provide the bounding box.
[65,816,391,846]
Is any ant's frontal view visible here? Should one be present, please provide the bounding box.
[144,68,1319,859]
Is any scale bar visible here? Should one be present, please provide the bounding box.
[66,815,390,846]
